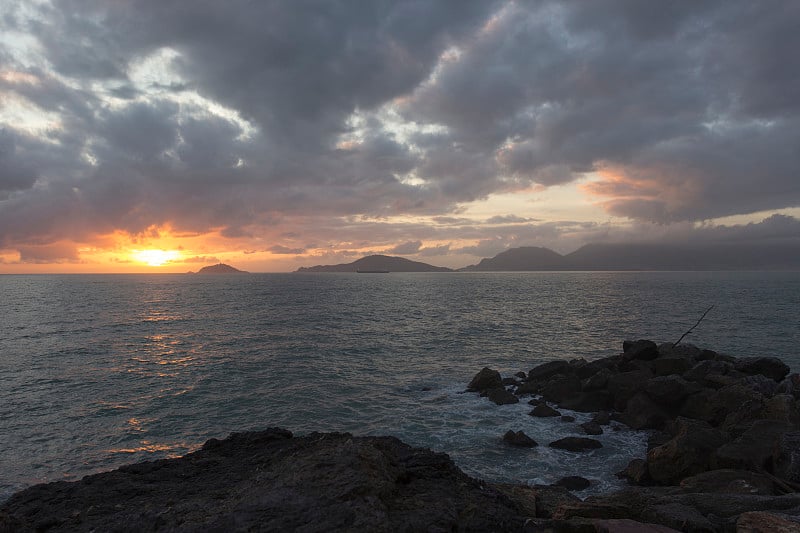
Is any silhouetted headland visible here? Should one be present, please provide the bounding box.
[189,263,248,274]
[296,254,452,272]
[296,242,800,273]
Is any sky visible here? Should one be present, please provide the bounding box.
[1,0,799,272]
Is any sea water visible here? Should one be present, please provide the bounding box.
[1,271,799,501]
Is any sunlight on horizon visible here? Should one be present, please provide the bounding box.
[131,249,181,267]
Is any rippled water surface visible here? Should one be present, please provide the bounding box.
[1,271,799,500]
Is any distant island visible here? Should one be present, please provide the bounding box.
[296,255,452,273]
[295,242,800,272]
[189,263,248,274]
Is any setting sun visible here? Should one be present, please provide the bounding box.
[132,249,181,266]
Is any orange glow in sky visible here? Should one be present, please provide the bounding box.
[131,249,181,267]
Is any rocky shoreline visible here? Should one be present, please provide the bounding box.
[2,340,800,532]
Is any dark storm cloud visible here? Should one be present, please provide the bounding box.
[0,0,798,255]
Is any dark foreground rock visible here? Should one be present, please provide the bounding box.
[0,428,526,532]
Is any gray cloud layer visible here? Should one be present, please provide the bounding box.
[0,0,798,256]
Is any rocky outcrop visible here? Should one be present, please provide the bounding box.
[466,339,800,531]
[0,429,526,532]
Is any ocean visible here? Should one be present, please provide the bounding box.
[1,271,799,501]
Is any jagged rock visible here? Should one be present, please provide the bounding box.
[657,492,800,522]
[574,358,617,380]
[502,430,538,448]
[623,340,659,361]
[714,420,794,471]
[761,394,800,426]
[467,367,502,392]
[734,357,791,382]
[617,459,650,485]
[619,392,669,430]
[608,370,651,411]
[560,415,576,423]
[593,518,682,532]
[592,411,612,425]
[741,374,779,397]
[528,360,572,382]
[493,483,579,519]
[680,384,765,427]
[772,431,800,484]
[554,476,591,491]
[514,371,527,380]
[549,437,603,452]
[0,429,527,532]
[485,387,520,405]
[677,469,777,495]
[582,367,614,391]
[539,374,582,404]
[644,375,702,407]
[646,418,724,485]
[580,421,603,435]
[737,511,800,532]
[683,359,737,385]
[502,376,521,386]
[776,373,800,399]
[530,403,561,417]
[678,388,722,424]
[557,391,613,413]
[652,357,694,377]
[528,397,543,405]
[657,342,702,360]
[641,501,717,532]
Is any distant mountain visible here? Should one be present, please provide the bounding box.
[192,263,248,274]
[461,242,800,271]
[460,247,564,271]
[296,255,452,273]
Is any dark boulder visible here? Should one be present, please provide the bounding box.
[619,392,669,430]
[773,431,800,484]
[714,420,794,471]
[582,367,614,391]
[502,430,538,448]
[761,394,800,427]
[485,387,520,405]
[557,391,612,413]
[538,374,582,404]
[527,360,571,382]
[617,459,650,485]
[549,437,603,452]
[737,511,800,533]
[608,370,651,411]
[580,421,603,435]
[652,357,694,377]
[644,375,702,407]
[776,373,800,399]
[530,404,561,417]
[741,374,779,397]
[623,339,659,361]
[657,342,702,360]
[467,367,502,393]
[554,476,591,491]
[646,418,724,485]
[734,357,791,382]
[592,411,612,426]
[492,483,578,520]
[678,469,777,496]
[560,415,576,423]
[683,359,737,386]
